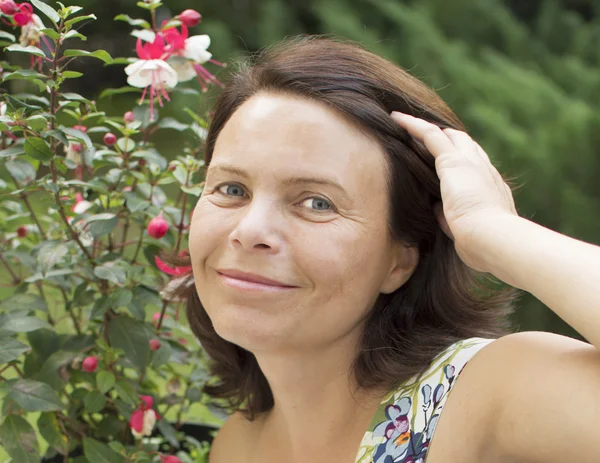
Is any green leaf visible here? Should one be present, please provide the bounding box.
[26,115,48,131]
[114,14,150,28]
[0,146,25,158]
[84,213,118,238]
[38,241,69,275]
[5,159,36,184]
[180,184,204,196]
[5,44,46,57]
[157,419,180,448]
[64,13,96,28]
[61,5,84,18]
[108,316,151,372]
[39,28,60,40]
[0,414,40,463]
[63,30,87,41]
[123,191,150,213]
[37,412,69,455]
[0,314,50,333]
[7,379,64,411]
[0,337,30,364]
[157,117,189,132]
[99,86,142,99]
[0,31,16,42]
[61,125,93,150]
[63,49,113,64]
[24,137,53,162]
[3,69,48,82]
[84,390,107,414]
[83,437,126,463]
[93,261,126,285]
[62,71,83,79]
[31,0,61,24]
[96,371,115,394]
[1,293,47,312]
[4,93,42,110]
[113,381,137,406]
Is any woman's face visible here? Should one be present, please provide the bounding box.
[189,92,417,353]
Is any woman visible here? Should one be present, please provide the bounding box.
[164,35,600,462]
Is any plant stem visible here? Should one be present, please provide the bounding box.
[0,253,20,284]
[20,191,47,239]
[59,286,81,334]
[174,170,191,254]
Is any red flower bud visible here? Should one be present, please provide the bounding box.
[124,111,135,123]
[16,225,27,238]
[81,356,98,373]
[149,339,161,351]
[168,164,176,172]
[0,0,19,15]
[161,456,182,463]
[177,337,187,345]
[178,9,201,28]
[147,213,169,239]
[103,132,117,145]
[138,159,146,167]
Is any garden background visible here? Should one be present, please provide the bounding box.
[1,0,600,460]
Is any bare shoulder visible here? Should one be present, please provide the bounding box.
[208,410,256,463]
[467,330,600,462]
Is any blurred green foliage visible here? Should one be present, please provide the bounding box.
[6,0,600,340]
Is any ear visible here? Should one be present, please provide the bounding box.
[379,242,419,294]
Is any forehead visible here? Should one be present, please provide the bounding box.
[211,92,388,186]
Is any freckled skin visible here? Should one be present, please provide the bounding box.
[188,91,419,354]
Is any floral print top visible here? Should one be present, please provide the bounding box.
[355,337,495,463]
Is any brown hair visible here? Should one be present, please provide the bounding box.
[161,34,521,421]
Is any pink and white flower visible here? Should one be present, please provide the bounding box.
[162,24,224,92]
[14,3,44,47]
[130,395,161,439]
[124,35,178,121]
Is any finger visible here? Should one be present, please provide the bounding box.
[442,129,485,166]
[390,112,455,159]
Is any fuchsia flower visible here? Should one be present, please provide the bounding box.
[124,35,178,121]
[124,111,135,123]
[129,395,161,439]
[71,192,93,215]
[162,24,224,92]
[0,0,19,15]
[103,132,117,145]
[160,456,182,463]
[14,3,44,46]
[177,9,201,28]
[154,255,192,276]
[147,212,169,238]
[81,356,98,373]
[149,339,161,351]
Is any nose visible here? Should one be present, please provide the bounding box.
[228,196,283,253]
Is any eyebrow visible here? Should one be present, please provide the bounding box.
[207,164,350,200]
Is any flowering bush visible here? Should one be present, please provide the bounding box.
[0,0,228,461]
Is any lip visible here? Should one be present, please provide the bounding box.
[216,269,296,287]
[217,269,297,293]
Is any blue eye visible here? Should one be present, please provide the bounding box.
[214,183,335,213]
[217,183,245,197]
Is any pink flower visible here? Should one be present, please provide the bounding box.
[14,3,44,46]
[147,212,169,238]
[154,255,192,276]
[71,192,92,214]
[152,312,170,327]
[124,111,135,123]
[149,339,161,351]
[0,0,19,15]
[177,9,201,28]
[124,35,178,122]
[162,25,224,92]
[130,395,161,439]
[160,456,182,463]
[81,356,98,373]
[103,132,117,145]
